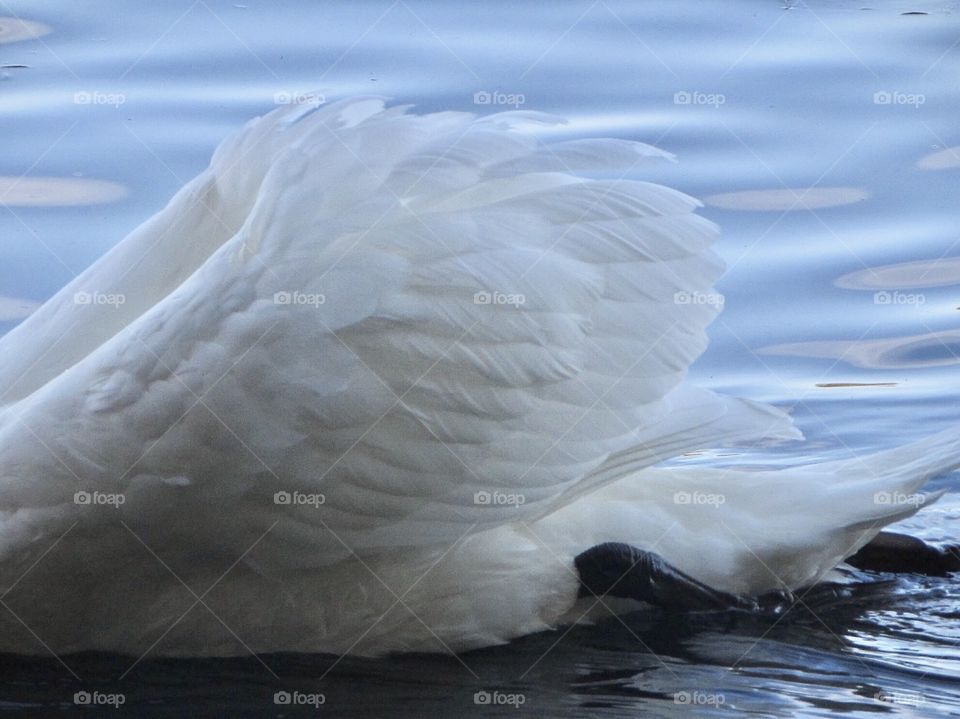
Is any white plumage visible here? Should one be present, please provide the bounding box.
[0,97,955,656]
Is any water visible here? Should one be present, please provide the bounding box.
[1,0,959,715]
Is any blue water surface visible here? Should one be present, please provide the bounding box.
[1,0,959,716]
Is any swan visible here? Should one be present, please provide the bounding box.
[0,96,956,658]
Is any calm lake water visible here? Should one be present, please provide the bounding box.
[1,0,959,716]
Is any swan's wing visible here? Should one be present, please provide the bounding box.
[0,99,394,406]
[0,98,798,568]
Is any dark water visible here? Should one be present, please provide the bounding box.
[3,579,959,717]
[1,0,959,716]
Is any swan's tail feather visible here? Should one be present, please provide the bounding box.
[840,489,947,534]
[802,424,960,496]
[783,426,960,569]
[709,426,960,590]
[531,425,959,598]
[782,424,960,544]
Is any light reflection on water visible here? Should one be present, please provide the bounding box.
[704,186,871,211]
[0,0,958,716]
[0,16,51,45]
[918,145,960,170]
[761,330,960,369]
[0,175,127,206]
[837,256,960,289]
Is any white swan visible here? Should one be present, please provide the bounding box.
[0,96,956,657]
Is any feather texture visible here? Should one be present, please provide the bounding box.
[0,98,951,657]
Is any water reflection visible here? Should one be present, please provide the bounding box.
[0,17,51,44]
[815,382,897,388]
[1,575,947,718]
[917,146,960,170]
[837,256,960,290]
[703,187,869,211]
[0,176,128,207]
[761,330,960,370]
[1,0,959,716]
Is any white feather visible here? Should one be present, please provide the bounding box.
[0,98,954,657]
